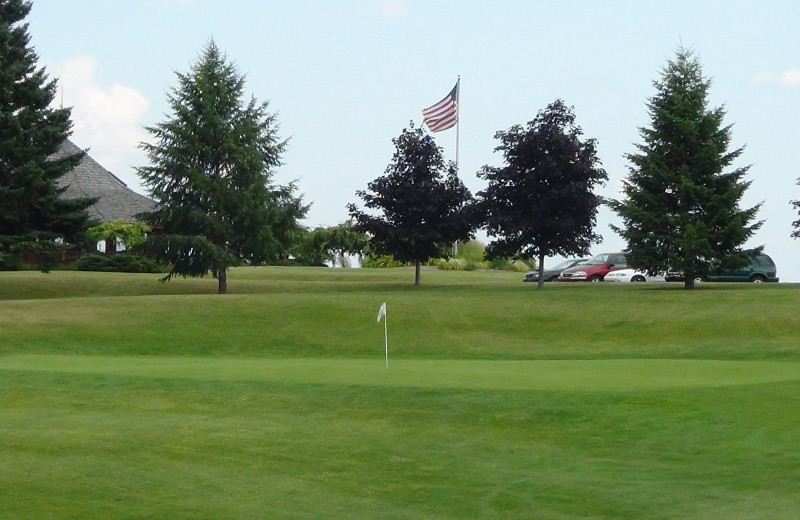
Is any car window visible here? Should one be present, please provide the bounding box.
[587,254,609,265]
[553,260,573,270]
[610,255,627,267]
[755,255,774,267]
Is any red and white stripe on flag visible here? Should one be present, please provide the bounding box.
[422,82,458,133]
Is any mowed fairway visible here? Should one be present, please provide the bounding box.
[2,268,800,519]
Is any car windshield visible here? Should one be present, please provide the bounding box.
[586,253,610,266]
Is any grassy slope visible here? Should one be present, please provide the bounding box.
[1,268,800,519]
[1,267,797,360]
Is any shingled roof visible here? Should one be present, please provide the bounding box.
[55,139,155,223]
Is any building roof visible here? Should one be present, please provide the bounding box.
[55,139,156,223]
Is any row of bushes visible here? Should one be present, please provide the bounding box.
[433,257,531,272]
[69,249,529,273]
[360,241,533,272]
[66,238,528,273]
[76,254,161,273]
[360,255,408,268]
[72,253,529,273]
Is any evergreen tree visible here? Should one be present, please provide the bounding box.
[477,99,607,290]
[347,123,474,285]
[609,48,762,290]
[0,0,94,270]
[790,179,800,240]
[137,41,306,294]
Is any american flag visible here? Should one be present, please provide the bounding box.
[422,81,458,133]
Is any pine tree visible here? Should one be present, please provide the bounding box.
[0,0,94,270]
[790,179,800,240]
[609,48,762,290]
[477,99,607,290]
[137,41,306,294]
[347,123,475,285]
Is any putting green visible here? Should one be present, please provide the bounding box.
[2,354,800,391]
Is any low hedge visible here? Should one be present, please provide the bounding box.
[76,253,161,273]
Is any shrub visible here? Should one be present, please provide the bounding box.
[455,240,486,262]
[435,258,465,271]
[76,254,161,273]
[0,253,22,271]
[361,255,406,268]
[490,257,532,272]
[435,258,489,271]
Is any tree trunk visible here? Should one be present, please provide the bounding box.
[684,275,695,290]
[415,261,421,285]
[537,252,546,290]
[218,268,228,294]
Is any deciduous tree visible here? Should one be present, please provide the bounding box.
[477,100,607,290]
[299,221,368,267]
[87,221,148,250]
[608,47,762,290]
[348,123,474,285]
[137,41,306,293]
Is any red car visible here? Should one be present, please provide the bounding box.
[557,252,628,282]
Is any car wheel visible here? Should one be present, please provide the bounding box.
[548,275,559,282]
[751,274,766,283]
[590,275,603,282]
[631,275,646,283]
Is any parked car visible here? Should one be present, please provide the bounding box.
[603,269,665,283]
[665,253,779,283]
[557,252,628,282]
[523,258,588,282]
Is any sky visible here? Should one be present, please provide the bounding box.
[25,0,800,280]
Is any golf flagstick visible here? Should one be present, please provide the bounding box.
[377,302,388,367]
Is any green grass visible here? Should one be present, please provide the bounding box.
[3,355,800,391]
[1,268,797,360]
[1,267,800,518]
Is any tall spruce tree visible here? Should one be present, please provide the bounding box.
[609,48,762,290]
[137,41,306,294]
[790,179,800,239]
[0,0,94,270]
[347,123,475,285]
[477,99,607,290]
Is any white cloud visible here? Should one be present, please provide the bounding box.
[48,56,150,191]
[754,69,800,86]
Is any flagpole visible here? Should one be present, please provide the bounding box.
[421,78,461,255]
[378,302,388,367]
[455,76,460,170]
[384,312,388,367]
[453,76,461,256]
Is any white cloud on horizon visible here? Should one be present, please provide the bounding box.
[754,69,800,86]
[48,56,150,192]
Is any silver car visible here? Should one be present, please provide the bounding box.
[523,258,588,282]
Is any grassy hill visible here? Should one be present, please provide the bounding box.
[2,267,799,519]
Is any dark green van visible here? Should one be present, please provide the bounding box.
[706,254,779,283]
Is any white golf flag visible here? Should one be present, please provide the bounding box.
[377,302,386,322]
